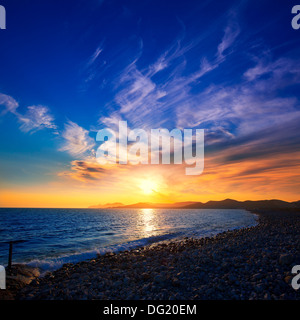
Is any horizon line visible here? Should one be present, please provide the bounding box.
[1,197,299,209]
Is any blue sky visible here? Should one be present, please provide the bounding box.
[0,0,300,206]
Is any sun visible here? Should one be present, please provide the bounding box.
[139,180,158,195]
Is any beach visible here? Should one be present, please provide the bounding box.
[2,209,300,300]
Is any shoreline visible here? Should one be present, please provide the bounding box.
[1,208,258,275]
[2,209,300,300]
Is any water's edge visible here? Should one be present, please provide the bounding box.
[24,211,259,276]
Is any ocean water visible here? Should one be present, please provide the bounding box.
[0,208,257,272]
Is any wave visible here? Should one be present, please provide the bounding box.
[4,209,259,274]
[26,232,182,274]
[25,217,258,275]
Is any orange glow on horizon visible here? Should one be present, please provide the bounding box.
[1,151,300,208]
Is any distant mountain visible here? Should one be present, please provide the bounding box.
[89,202,124,209]
[186,199,242,209]
[291,200,300,207]
[184,199,300,210]
[243,200,297,210]
[89,199,300,210]
[115,202,197,209]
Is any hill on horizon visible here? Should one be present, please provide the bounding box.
[89,199,300,210]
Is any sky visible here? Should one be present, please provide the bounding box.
[0,0,300,208]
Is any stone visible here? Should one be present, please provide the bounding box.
[279,254,294,266]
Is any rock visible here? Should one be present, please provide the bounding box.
[279,254,294,266]
[252,273,263,281]
[228,274,236,282]
[280,293,287,300]
[154,275,164,283]
[141,272,150,280]
[212,253,218,260]
[255,284,264,293]
[113,280,122,287]
[264,293,271,300]
[284,275,292,284]
[171,277,180,287]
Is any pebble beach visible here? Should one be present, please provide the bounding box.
[3,209,300,300]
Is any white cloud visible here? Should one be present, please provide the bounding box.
[176,55,300,142]
[244,57,300,85]
[99,113,125,131]
[116,64,156,115]
[217,13,240,61]
[0,93,57,134]
[59,120,95,156]
[101,15,241,132]
[18,105,57,133]
[0,93,19,115]
[87,46,103,67]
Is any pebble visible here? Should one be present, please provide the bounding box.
[279,254,294,266]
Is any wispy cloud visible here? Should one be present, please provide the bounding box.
[86,46,103,68]
[176,53,300,144]
[243,56,300,85]
[79,43,106,92]
[217,13,240,61]
[18,105,57,134]
[59,120,95,156]
[0,93,57,134]
[0,93,19,115]
[115,64,158,122]
[98,113,125,132]
[100,14,241,132]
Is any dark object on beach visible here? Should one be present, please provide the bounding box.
[7,240,27,272]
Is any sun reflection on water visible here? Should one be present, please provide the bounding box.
[139,208,157,236]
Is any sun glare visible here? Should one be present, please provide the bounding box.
[139,180,158,195]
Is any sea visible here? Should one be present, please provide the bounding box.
[0,208,257,272]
